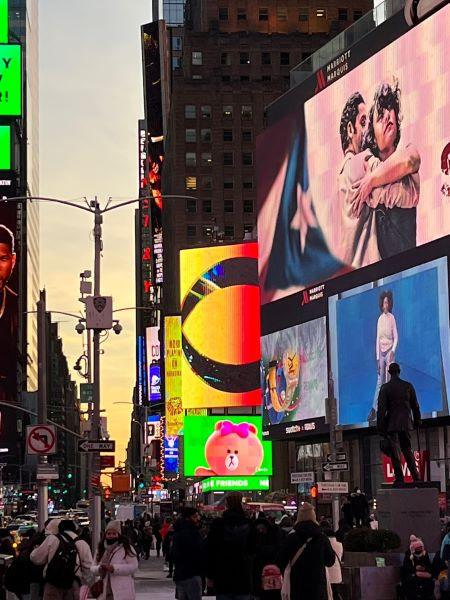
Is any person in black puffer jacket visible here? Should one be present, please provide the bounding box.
[206,492,257,600]
[172,508,205,600]
[278,503,335,600]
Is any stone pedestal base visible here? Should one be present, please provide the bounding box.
[377,486,441,551]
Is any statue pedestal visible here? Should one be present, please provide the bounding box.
[377,485,441,552]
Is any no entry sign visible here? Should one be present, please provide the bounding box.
[26,425,57,455]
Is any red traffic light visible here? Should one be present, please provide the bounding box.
[310,485,318,499]
[104,487,111,500]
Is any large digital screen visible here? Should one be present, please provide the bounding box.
[201,476,270,493]
[183,416,272,477]
[329,257,450,428]
[180,243,261,408]
[164,316,183,436]
[257,5,449,305]
[261,317,328,439]
[0,202,18,403]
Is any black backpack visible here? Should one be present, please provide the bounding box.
[45,533,80,589]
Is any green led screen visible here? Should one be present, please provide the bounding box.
[0,44,22,116]
[0,0,7,44]
[201,476,270,492]
[0,125,10,170]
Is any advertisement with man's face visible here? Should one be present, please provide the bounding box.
[0,202,18,402]
[257,5,449,305]
[329,257,450,428]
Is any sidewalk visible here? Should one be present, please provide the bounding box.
[136,551,171,580]
[135,553,175,600]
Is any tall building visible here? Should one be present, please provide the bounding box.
[161,0,372,313]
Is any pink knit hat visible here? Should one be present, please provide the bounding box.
[409,534,424,553]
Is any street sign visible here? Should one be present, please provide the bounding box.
[36,464,59,480]
[326,452,347,463]
[80,383,94,403]
[322,461,349,473]
[91,473,101,487]
[78,440,115,453]
[318,481,349,494]
[26,425,57,455]
[100,455,115,469]
[290,471,315,484]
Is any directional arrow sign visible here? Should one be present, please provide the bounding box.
[326,452,347,463]
[78,440,115,453]
[322,461,349,473]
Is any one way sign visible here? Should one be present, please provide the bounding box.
[322,461,349,473]
[78,440,115,453]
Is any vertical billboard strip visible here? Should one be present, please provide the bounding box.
[164,316,183,436]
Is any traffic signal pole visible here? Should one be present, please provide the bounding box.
[37,290,49,531]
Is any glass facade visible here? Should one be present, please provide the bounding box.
[163,0,185,25]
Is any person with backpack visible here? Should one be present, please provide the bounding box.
[206,491,257,600]
[253,515,283,600]
[30,519,93,600]
[172,508,204,600]
[278,502,335,600]
[91,520,138,600]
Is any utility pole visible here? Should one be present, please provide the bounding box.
[37,289,48,531]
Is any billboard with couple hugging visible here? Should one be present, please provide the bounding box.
[257,4,449,306]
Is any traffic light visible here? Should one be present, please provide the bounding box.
[67,472,73,480]
[138,473,145,489]
[104,487,111,500]
[310,485,318,499]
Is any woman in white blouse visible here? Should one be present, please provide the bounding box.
[368,290,398,422]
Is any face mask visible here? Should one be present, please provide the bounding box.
[105,537,118,545]
[414,549,423,555]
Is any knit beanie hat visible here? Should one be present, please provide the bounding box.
[105,520,121,534]
[410,534,424,553]
[297,502,317,524]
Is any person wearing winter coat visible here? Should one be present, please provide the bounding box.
[172,508,204,600]
[278,503,335,600]
[401,535,434,600]
[321,522,343,600]
[91,520,138,600]
[30,519,93,600]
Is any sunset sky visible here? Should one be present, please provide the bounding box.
[39,1,152,464]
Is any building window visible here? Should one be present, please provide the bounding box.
[223,178,234,189]
[185,128,196,143]
[186,198,197,212]
[241,105,252,119]
[221,52,231,66]
[223,105,233,118]
[201,176,212,190]
[201,152,212,166]
[244,224,254,237]
[277,6,288,21]
[223,152,234,166]
[172,36,183,51]
[299,7,309,21]
[261,51,271,65]
[223,129,233,142]
[353,9,363,20]
[259,7,269,21]
[172,57,181,69]
[242,130,252,141]
[242,151,253,166]
[237,7,246,21]
[185,104,196,119]
[243,199,254,212]
[191,51,203,65]
[240,75,250,82]
[240,52,250,65]
[218,6,228,20]
[280,52,290,66]
[185,152,197,167]
[185,176,197,190]
[316,8,326,18]
[338,8,348,20]
[224,199,234,213]
[202,199,212,213]
[186,225,197,237]
[243,178,253,189]
[224,225,235,238]
[262,74,271,81]
[192,74,203,80]
[222,75,231,82]
[201,128,212,142]
[202,225,213,238]
[201,105,211,118]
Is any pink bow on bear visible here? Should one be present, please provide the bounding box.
[219,421,255,438]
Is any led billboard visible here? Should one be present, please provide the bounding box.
[180,242,261,409]
[0,201,18,402]
[201,476,270,493]
[261,317,328,439]
[0,44,22,117]
[329,257,450,428]
[183,416,272,477]
[257,5,449,305]
[164,315,183,436]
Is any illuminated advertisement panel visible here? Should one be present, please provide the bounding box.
[329,256,450,429]
[201,476,270,493]
[184,416,272,477]
[164,435,179,473]
[164,315,183,436]
[257,5,450,305]
[180,242,261,408]
[261,317,328,439]
[0,201,18,402]
[146,326,161,402]
[0,44,22,117]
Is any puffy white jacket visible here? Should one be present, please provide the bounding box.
[30,530,93,584]
[91,544,138,600]
[327,536,343,584]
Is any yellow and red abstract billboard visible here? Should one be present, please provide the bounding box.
[180,242,261,408]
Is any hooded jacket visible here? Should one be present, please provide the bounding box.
[278,521,335,600]
[206,508,257,595]
[172,518,204,582]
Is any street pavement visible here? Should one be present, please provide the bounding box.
[135,552,175,600]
